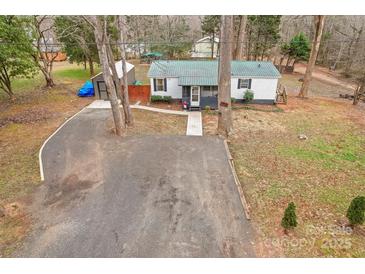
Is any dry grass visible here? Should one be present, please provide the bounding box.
[203,93,365,257]
[109,109,187,136]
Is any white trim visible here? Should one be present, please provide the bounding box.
[190,86,200,107]
[90,72,102,80]
[38,105,89,181]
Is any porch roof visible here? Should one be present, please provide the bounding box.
[178,76,218,86]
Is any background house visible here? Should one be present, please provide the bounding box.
[91,61,136,99]
[148,60,281,109]
[191,36,219,58]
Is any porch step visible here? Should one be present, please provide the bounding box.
[189,106,201,111]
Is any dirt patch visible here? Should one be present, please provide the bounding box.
[106,109,187,136]
[0,108,54,128]
[294,63,357,90]
[44,174,99,207]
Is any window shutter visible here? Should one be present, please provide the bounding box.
[164,78,167,91]
[153,79,157,91]
[237,79,241,89]
[248,79,252,89]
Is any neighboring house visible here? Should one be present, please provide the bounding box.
[148,60,281,109]
[37,17,67,62]
[191,36,219,58]
[91,61,136,99]
[39,37,67,62]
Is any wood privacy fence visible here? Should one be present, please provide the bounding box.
[128,85,151,102]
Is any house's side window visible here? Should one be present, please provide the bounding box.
[154,78,166,92]
[238,79,251,89]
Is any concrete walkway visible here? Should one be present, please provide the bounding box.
[186,112,203,136]
[87,100,203,136]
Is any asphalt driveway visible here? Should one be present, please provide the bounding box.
[18,108,255,257]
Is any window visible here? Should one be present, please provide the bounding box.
[238,79,251,89]
[201,86,218,97]
[155,78,165,91]
[182,86,190,98]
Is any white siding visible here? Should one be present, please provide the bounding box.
[191,41,219,58]
[149,77,278,101]
[150,77,182,99]
[231,78,278,101]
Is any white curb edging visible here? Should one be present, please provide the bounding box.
[38,106,89,181]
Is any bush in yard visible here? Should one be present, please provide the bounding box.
[346,196,365,226]
[163,96,172,103]
[244,90,254,102]
[151,95,163,102]
[151,95,172,103]
[281,202,297,232]
[231,97,236,103]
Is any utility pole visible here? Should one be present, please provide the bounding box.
[218,16,233,137]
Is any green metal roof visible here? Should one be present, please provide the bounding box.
[148,60,281,84]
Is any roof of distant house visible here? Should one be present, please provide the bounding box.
[195,36,220,43]
[91,61,134,80]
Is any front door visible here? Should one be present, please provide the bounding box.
[190,86,200,107]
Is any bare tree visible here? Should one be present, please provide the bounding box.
[298,15,325,98]
[31,16,59,88]
[234,15,247,60]
[84,16,124,136]
[217,16,233,137]
[118,15,133,126]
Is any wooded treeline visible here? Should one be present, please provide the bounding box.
[1,15,365,99]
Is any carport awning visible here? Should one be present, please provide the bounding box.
[178,76,218,86]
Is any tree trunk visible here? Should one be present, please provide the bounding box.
[0,68,15,99]
[106,42,125,125]
[43,70,55,88]
[285,57,291,72]
[88,57,94,76]
[118,15,134,126]
[298,15,325,98]
[235,15,247,60]
[279,56,285,73]
[331,42,344,71]
[90,16,124,136]
[353,77,365,105]
[211,33,215,59]
[217,16,233,137]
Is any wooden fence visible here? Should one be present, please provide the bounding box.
[128,85,151,103]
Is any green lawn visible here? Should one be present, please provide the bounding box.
[228,95,365,257]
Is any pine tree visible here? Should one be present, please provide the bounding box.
[346,196,365,226]
[281,202,298,231]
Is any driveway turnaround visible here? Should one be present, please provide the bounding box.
[18,108,255,257]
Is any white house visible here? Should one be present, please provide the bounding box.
[148,60,281,109]
[191,36,220,58]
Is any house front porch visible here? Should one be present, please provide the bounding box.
[182,85,218,110]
